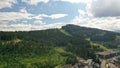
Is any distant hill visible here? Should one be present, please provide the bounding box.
[115,30,120,33]
[0,24,120,68]
[62,24,120,48]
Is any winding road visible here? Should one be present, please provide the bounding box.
[101,60,106,68]
[101,59,118,68]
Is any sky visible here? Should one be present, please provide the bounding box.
[0,0,120,31]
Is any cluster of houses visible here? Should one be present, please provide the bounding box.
[105,56,120,68]
[96,49,120,68]
[96,49,120,59]
[62,49,120,68]
[62,59,100,68]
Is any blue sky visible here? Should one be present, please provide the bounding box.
[0,0,120,31]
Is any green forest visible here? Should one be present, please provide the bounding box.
[0,24,120,68]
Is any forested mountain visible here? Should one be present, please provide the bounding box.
[115,30,120,33]
[0,24,120,68]
[62,24,120,48]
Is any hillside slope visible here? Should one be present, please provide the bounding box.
[62,24,120,48]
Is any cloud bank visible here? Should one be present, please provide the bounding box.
[22,0,49,5]
[72,17,120,31]
[0,0,17,9]
[71,0,120,31]
[0,23,64,31]
[88,0,120,17]
[0,7,67,31]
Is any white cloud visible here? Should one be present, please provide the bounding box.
[0,23,65,31]
[61,0,120,17]
[59,0,91,3]
[72,16,120,31]
[0,8,33,21]
[31,23,65,30]
[33,14,47,20]
[34,20,46,25]
[22,0,49,5]
[70,0,120,31]
[0,0,17,9]
[87,0,120,17]
[78,9,86,17]
[33,14,68,20]
[48,14,68,19]
[0,7,67,22]
[0,7,67,31]
[57,0,120,17]
[0,24,32,31]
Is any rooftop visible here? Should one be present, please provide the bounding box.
[96,49,119,56]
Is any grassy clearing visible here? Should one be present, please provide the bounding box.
[60,29,72,37]
[90,42,109,51]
